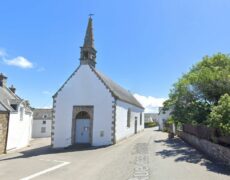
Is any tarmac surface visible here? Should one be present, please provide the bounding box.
[0,128,229,180]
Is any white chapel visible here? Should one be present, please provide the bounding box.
[52,17,144,148]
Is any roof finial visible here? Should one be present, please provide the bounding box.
[89,13,94,18]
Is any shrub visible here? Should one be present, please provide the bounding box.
[144,121,157,128]
[208,94,230,135]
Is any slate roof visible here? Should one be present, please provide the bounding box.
[0,86,32,113]
[33,109,52,120]
[0,86,22,111]
[91,67,144,109]
[0,102,7,111]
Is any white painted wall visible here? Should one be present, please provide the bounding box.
[115,100,144,142]
[53,65,114,148]
[6,103,32,151]
[157,109,172,131]
[32,119,52,138]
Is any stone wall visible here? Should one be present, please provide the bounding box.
[0,112,9,154]
[178,131,230,166]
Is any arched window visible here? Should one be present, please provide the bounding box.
[76,111,90,119]
[84,51,89,59]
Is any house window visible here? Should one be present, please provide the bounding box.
[20,107,24,121]
[11,104,18,111]
[127,109,131,128]
[43,115,47,119]
[42,120,46,124]
[140,113,142,125]
[41,127,46,133]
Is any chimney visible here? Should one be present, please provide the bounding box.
[0,73,7,88]
[9,85,16,94]
[24,100,30,107]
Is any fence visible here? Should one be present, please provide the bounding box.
[182,124,230,147]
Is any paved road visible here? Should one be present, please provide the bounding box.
[0,128,229,180]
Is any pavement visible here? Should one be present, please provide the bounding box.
[0,128,229,180]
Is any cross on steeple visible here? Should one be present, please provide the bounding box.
[89,14,94,17]
[80,16,97,67]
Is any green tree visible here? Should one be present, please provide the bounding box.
[208,93,230,135]
[164,53,230,124]
[189,53,230,105]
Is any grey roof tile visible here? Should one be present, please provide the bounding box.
[33,109,52,120]
[91,67,144,109]
[0,86,22,111]
[0,102,7,111]
[0,86,32,113]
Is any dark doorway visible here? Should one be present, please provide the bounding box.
[135,117,138,134]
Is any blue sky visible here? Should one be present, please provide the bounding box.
[1,0,230,112]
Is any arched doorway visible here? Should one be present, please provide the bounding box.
[75,111,92,144]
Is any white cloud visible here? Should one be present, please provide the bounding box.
[0,49,7,57]
[4,56,33,69]
[134,93,167,113]
[0,48,34,69]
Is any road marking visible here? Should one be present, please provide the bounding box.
[128,143,150,180]
[20,159,70,180]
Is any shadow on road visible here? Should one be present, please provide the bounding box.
[0,144,109,162]
[154,138,230,176]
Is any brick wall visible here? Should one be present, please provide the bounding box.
[0,112,9,154]
[178,131,230,166]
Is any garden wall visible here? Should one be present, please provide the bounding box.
[178,131,230,166]
[0,112,9,154]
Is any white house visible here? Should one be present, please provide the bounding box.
[52,17,144,148]
[157,107,172,131]
[144,113,158,123]
[32,109,52,138]
[0,73,33,153]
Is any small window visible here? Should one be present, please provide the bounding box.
[43,115,47,119]
[41,127,46,133]
[127,109,131,128]
[100,131,104,137]
[42,120,46,124]
[140,113,142,125]
[11,104,18,111]
[20,107,24,121]
[84,51,89,59]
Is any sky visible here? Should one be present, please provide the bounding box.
[1,0,230,112]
